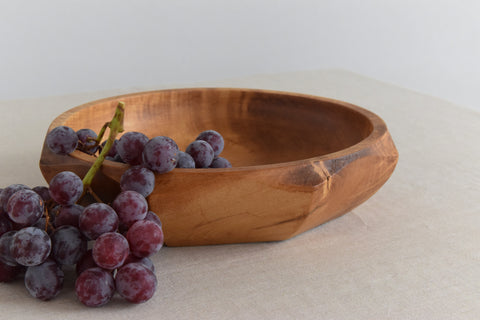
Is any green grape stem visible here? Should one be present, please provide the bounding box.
[94,121,110,146]
[81,102,125,199]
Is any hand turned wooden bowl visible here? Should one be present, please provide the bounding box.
[39,88,398,246]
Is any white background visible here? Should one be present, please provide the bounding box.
[1,0,479,111]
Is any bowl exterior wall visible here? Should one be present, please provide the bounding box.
[39,88,399,246]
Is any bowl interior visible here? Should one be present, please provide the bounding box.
[61,89,374,167]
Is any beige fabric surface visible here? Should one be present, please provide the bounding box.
[0,69,479,319]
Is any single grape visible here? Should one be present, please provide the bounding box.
[48,171,84,205]
[79,203,119,240]
[144,211,162,228]
[11,227,51,266]
[53,204,84,228]
[186,140,215,168]
[176,151,195,168]
[196,130,224,157]
[51,225,87,265]
[32,217,53,234]
[46,126,78,155]
[77,128,99,154]
[92,232,129,270]
[126,220,164,258]
[209,157,232,168]
[0,184,30,212]
[0,260,22,282]
[75,267,115,307]
[115,262,157,304]
[75,249,99,276]
[106,154,125,163]
[0,214,12,237]
[142,136,179,173]
[101,139,119,158]
[0,231,18,266]
[24,258,64,301]
[120,166,155,197]
[123,254,155,272]
[112,190,148,228]
[117,131,149,165]
[7,189,44,227]
[32,186,52,203]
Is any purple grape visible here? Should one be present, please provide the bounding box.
[0,260,22,282]
[144,211,162,228]
[196,130,224,157]
[0,214,12,237]
[51,225,87,265]
[142,136,179,173]
[127,220,163,258]
[24,258,64,301]
[112,191,148,228]
[75,249,98,276]
[186,140,214,168]
[32,217,52,234]
[117,131,149,165]
[46,126,78,155]
[77,128,99,154]
[6,189,44,227]
[123,254,155,272]
[176,151,195,168]
[106,154,125,163]
[11,227,51,266]
[115,262,157,303]
[53,204,84,228]
[209,157,232,168]
[75,267,115,307]
[32,186,52,203]
[48,171,84,205]
[0,184,30,212]
[120,166,155,197]
[92,232,129,270]
[0,231,18,266]
[79,203,119,240]
[101,139,119,158]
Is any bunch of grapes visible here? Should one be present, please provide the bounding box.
[47,125,231,170]
[0,168,162,307]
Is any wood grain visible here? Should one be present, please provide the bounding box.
[39,88,398,246]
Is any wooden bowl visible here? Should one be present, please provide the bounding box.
[39,88,398,246]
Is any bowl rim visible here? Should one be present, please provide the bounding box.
[50,87,388,173]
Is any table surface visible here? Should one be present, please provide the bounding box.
[1,69,479,319]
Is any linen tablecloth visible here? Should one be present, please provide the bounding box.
[0,69,479,319]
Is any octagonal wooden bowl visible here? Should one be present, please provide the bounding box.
[39,88,398,246]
